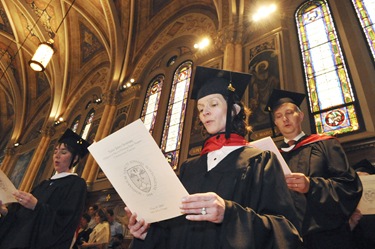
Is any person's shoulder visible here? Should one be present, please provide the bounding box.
[242,144,267,156]
[67,174,86,181]
[105,221,111,229]
[232,145,271,164]
[180,156,202,169]
[63,175,87,189]
[300,134,337,147]
[305,133,335,141]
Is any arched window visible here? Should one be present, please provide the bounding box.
[70,115,81,133]
[352,0,375,60]
[81,109,95,140]
[295,0,361,135]
[141,75,164,133]
[161,61,193,169]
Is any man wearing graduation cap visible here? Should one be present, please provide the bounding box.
[126,66,302,249]
[266,89,362,249]
[0,129,89,249]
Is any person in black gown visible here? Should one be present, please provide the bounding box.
[73,213,93,249]
[0,129,89,249]
[349,159,375,249]
[265,89,363,249]
[125,66,303,249]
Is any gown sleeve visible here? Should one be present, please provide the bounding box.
[219,150,302,249]
[305,139,362,229]
[31,176,87,248]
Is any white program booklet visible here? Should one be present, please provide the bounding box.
[251,136,292,175]
[88,119,189,223]
[357,174,375,215]
[0,169,18,204]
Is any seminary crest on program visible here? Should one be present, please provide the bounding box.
[124,160,156,194]
[363,188,375,204]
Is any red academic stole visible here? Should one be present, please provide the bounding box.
[290,134,335,151]
[200,133,247,155]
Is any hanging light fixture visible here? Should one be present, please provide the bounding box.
[29,0,77,71]
[29,39,54,72]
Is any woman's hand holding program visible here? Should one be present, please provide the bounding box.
[0,200,8,216]
[13,190,38,210]
[180,192,225,223]
[125,206,150,240]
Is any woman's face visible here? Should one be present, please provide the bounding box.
[94,213,101,224]
[197,93,227,135]
[53,143,74,173]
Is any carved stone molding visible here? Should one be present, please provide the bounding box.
[342,137,375,165]
[102,90,119,106]
[5,147,15,156]
[342,137,375,153]
[41,126,55,137]
[215,22,246,50]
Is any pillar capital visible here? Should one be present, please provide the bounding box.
[5,147,15,156]
[41,126,55,137]
[215,23,245,50]
[102,89,122,106]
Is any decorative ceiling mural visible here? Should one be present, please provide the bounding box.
[0,0,257,152]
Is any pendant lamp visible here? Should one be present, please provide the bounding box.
[29,0,76,72]
[29,39,54,72]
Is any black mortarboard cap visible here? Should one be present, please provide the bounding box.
[352,159,375,174]
[58,129,90,157]
[191,66,251,138]
[265,89,306,112]
[191,66,251,100]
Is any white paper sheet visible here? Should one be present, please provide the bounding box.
[0,170,17,204]
[357,175,375,215]
[88,119,189,223]
[251,136,292,175]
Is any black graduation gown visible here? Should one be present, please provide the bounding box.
[73,227,93,248]
[0,175,87,249]
[131,146,302,249]
[280,135,363,249]
[352,215,375,249]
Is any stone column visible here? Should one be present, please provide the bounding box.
[19,127,55,191]
[234,43,243,72]
[0,147,15,175]
[218,23,244,72]
[82,90,118,189]
[223,42,235,70]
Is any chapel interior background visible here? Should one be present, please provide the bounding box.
[0,0,374,229]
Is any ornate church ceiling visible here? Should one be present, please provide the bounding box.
[0,0,287,151]
[0,0,221,149]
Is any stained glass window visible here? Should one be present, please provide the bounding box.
[161,61,193,169]
[352,0,375,60]
[71,115,81,133]
[81,109,95,140]
[295,0,360,135]
[141,75,164,133]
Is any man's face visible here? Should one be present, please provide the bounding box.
[107,213,114,222]
[80,217,88,228]
[273,103,304,139]
[88,207,95,216]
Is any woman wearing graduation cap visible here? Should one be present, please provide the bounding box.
[0,129,89,249]
[125,66,302,249]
